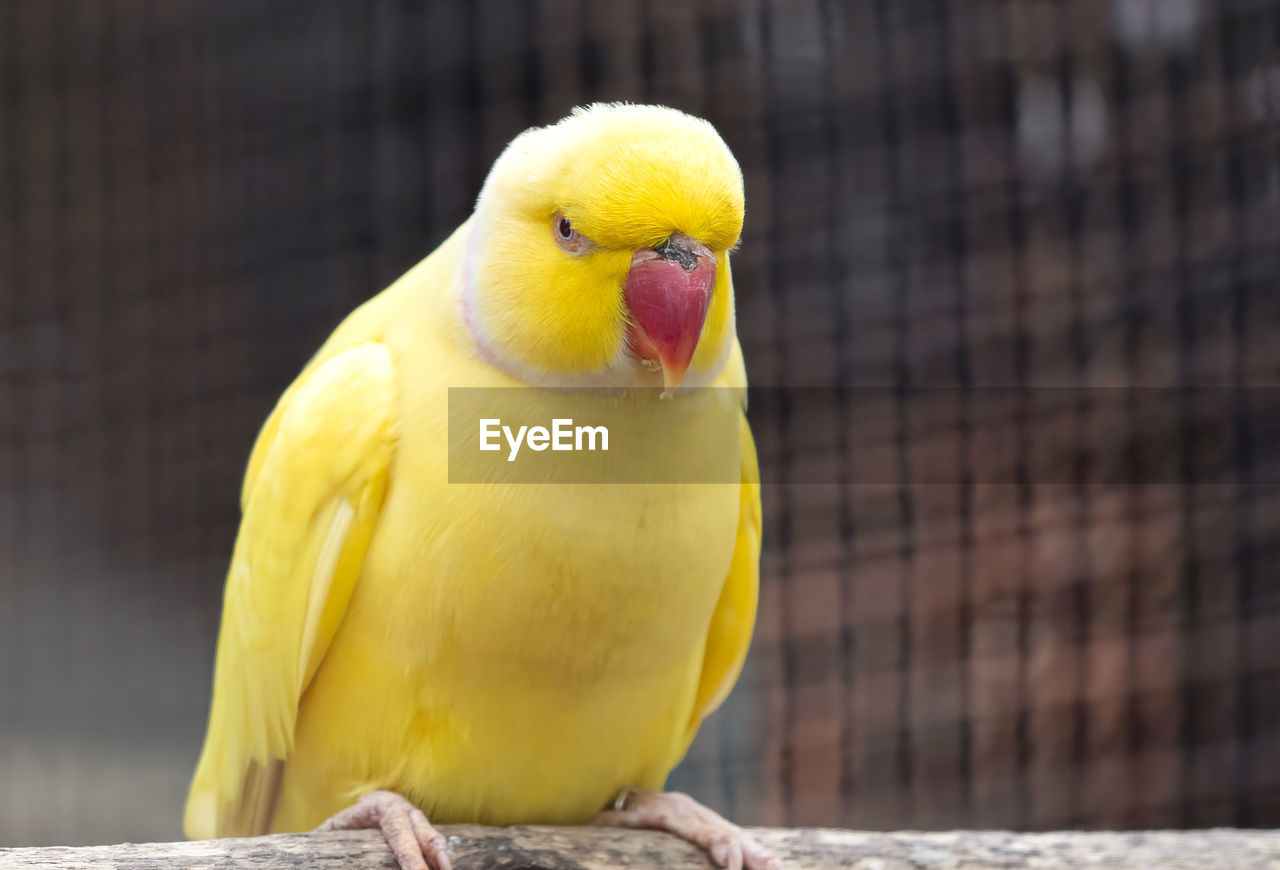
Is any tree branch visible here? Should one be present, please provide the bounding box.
[2,826,1278,869]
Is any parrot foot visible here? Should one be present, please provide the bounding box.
[593,788,779,870]
[316,790,452,870]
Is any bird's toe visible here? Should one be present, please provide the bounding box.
[317,790,449,870]
[593,788,780,870]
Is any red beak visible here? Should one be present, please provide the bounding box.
[624,234,715,394]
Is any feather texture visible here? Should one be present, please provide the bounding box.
[185,344,395,838]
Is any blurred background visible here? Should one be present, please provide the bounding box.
[3,0,1280,847]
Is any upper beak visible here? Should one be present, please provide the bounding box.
[624,232,716,394]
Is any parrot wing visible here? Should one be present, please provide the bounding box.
[184,342,396,839]
[684,404,761,748]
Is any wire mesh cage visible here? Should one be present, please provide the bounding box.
[1,0,1278,847]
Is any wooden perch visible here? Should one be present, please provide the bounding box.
[3,826,1279,869]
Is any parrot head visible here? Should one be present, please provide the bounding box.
[461,103,745,393]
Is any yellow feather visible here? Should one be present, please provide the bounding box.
[686,384,761,743]
[185,343,395,838]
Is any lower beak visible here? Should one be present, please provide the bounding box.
[624,234,716,394]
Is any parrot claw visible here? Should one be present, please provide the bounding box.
[593,788,780,870]
[317,790,452,870]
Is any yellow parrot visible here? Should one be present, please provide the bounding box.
[184,103,769,870]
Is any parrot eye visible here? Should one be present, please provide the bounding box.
[552,213,589,254]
